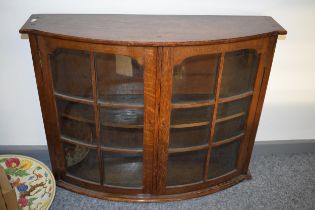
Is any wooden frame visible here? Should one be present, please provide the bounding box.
[32,35,158,195]
[157,37,269,194]
[21,14,286,202]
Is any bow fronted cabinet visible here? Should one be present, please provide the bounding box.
[20,14,286,202]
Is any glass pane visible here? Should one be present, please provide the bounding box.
[208,140,240,179]
[172,54,219,103]
[100,108,143,126]
[217,97,251,118]
[100,126,143,149]
[95,53,144,105]
[214,116,245,142]
[171,106,213,125]
[220,49,259,98]
[56,98,94,122]
[103,152,143,187]
[167,150,207,186]
[63,142,100,183]
[60,118,96,145]
[50,49,92,99]
[169,125,210,148]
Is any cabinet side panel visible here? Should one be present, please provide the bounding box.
[29,35,65,177]
[242,36,278,173]
[235,44,268,173]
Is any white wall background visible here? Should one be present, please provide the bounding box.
[0,0,314,145]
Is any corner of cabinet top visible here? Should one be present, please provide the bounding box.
[19,14,287,46]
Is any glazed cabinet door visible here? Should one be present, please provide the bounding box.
[35,36,158,195]
[157,38,269,194]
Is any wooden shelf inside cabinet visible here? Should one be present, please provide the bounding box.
[20,14,286,202]
[98,95,144,109]
[102,123,144,129]
[61,136,143,154]
[55,92,94,105]
[61,114,95,125]
[61,114,144,129]
[61,135,97,148]
[55,92,144,109]
[99,102,144,109]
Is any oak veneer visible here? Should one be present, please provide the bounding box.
[20,14,286,202]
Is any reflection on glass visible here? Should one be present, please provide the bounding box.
[169,125,210,148]
[208,140,240,179]
[217,97,251,119]
[167,54,219,187]
[100,108,144,126]
[95,53,144,151]
[95,53,144,105]
[171,106,213,125]
[214,116,245,142]
[63,142,100,183]
[220,49,259,98]
[100,126,143,149]
[56,98,94,122]
[60,118,95,144]
[167,150,207,186]
[172,54,219,103]
[103,152,143,187]
[50,49,92,99]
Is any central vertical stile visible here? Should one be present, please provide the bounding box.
[90,52,104,185]
[203,53,225,181]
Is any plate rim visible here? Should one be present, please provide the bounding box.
[0,154,56,210]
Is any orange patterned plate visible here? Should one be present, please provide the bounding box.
[0,155,56,210]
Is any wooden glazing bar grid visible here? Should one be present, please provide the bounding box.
[90,53,104,186]
[61,135,144,154]
[172,100,215,109]
[98,102,144,109]
[54,88,252,110]
[61,113,95,124]
[203,53,225,181]
[54,92,94,105]
[54,92,144,109]
[212,133,245,147]
[168,145,209,154]
[61,136,97,149]
[216,112,246,123]
[218,91,253,103]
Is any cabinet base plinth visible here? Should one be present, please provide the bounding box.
[57,172,252,202]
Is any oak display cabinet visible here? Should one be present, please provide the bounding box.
[20,14,286,202]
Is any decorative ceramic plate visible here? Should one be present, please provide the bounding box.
[0,155,56,210]
[65,144,90,167]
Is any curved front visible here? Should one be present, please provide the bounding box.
[157,38,267,196]
[33,35,272,201]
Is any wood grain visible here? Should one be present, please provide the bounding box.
[203,53,225,181]
[242,36,278,173]
[143,47,158,193]
[22,15,285,201]
[156,47,173,194]
[20,15,286,46]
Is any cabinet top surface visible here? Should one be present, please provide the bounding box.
[20,14,286,46]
